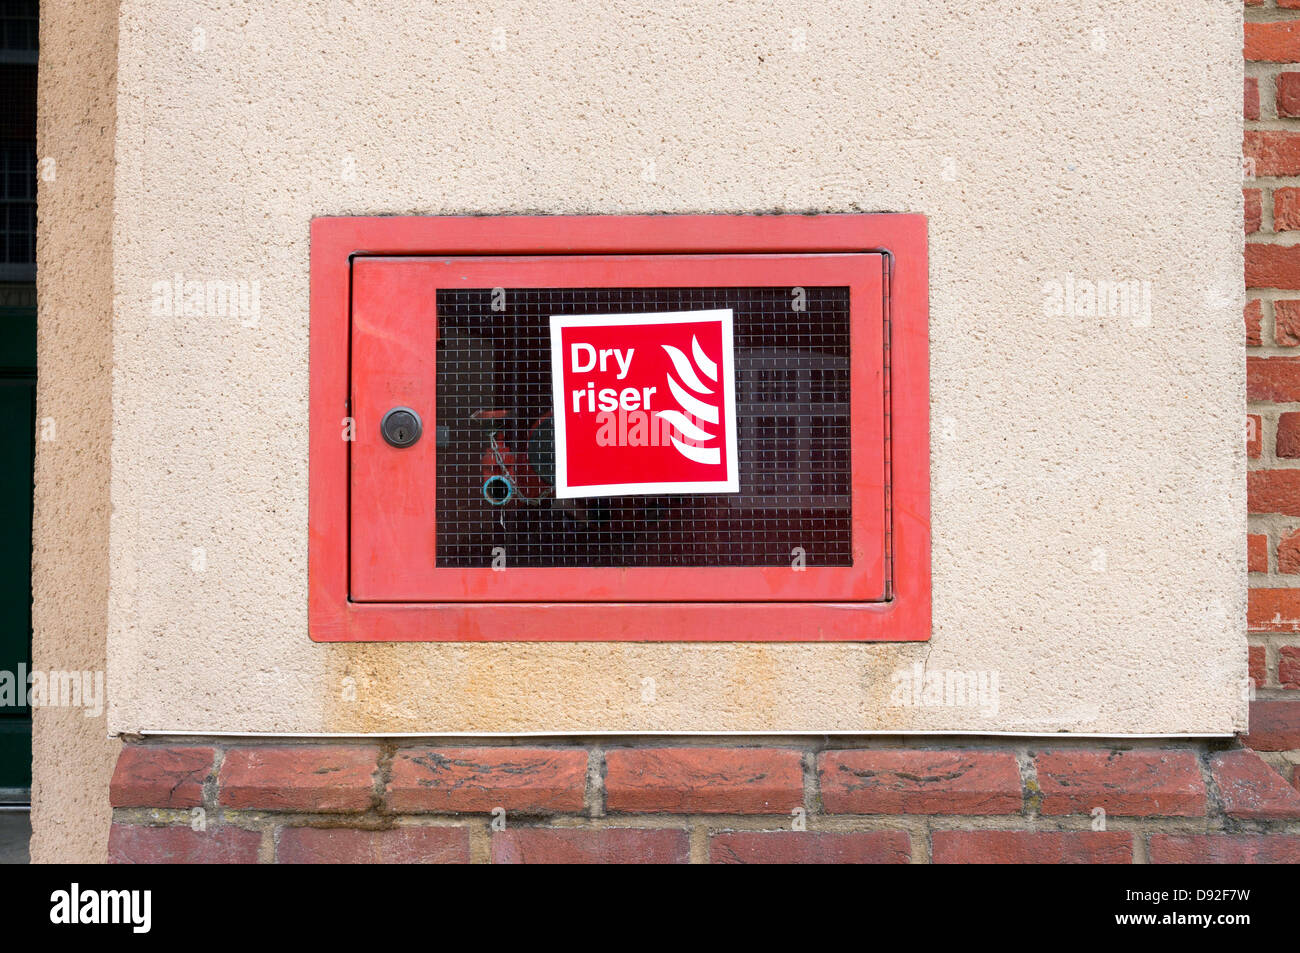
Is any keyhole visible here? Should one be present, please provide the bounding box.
[381,407,422,448]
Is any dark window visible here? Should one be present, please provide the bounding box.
[435,286,852,567]
[0,0,36,795]
[0,0,37,282]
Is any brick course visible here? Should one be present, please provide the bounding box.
[1035,750,1206,817]
[107,733,1300,864]
[276,826,470,864]
[216,746,379,813]
[710,831,910,864]
[109,746,213,809]
[108,825,261,864]
[818,750,1021,815]
[490,828,689,864]
[384,748,587,814]
[1245,3,1300,797]
[931,831,1133,865]
[604,747,803,814]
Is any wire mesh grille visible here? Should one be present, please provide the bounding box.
[435,286,852,567]
[0,0,38,54]
[0,0,37,280]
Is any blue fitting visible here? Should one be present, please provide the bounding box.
[483,474,514,506]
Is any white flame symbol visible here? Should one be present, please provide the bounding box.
[656,335,721,465]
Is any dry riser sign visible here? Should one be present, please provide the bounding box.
[549,310,739,498]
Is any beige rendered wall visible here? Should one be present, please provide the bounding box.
[32,0,120,862]
[104,0,1246,736]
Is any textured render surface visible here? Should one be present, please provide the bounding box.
[31,0,121,862]
[108,0,1245,735]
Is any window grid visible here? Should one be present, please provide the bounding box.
[435,286,853,568]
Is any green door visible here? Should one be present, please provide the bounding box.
[0,0,39,795]
[0,307,35,790]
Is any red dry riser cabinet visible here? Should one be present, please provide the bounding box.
[308,214,929,642]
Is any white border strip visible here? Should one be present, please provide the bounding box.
[127,729,1235,739]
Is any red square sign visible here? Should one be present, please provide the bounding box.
[550,309,739,498]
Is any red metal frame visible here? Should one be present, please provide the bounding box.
[351,254,885,602]
[309,214,930,642]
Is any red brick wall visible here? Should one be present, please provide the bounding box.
[102,3,1300,865]
[1245,3,1300,806]
[106,740,1300,863]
